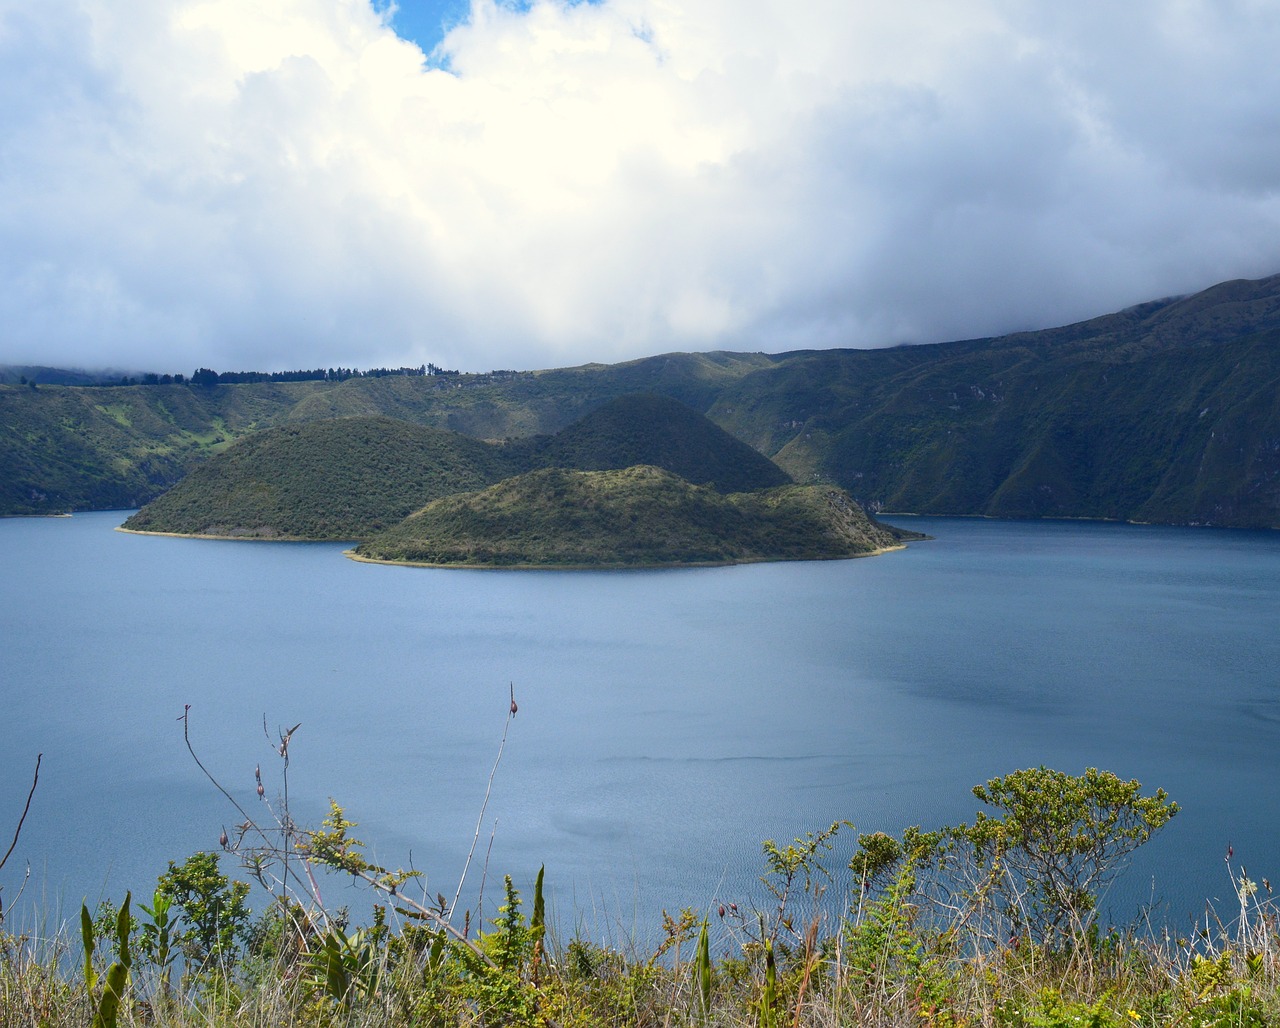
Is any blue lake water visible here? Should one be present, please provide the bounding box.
[1,511,1278,941]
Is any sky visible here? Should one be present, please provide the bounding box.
[3,1,1280,375]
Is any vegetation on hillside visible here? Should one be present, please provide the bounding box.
[354,466,909,567]
[120,417,523,540]
[713,323,1280,527]
[5,735,1276,1028]
[120,396,794,543]
[7,273,1280,526]
[0,380,330,514]
[513,392,791,494]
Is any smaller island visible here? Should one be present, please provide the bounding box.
[351,464,920,569]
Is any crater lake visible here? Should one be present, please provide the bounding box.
[2,511,1278,940]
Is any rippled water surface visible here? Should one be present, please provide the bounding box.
[2,512,1277,935]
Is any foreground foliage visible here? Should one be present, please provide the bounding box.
[5,758,1277,1027]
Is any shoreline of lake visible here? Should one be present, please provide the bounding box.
[342,541,910,571]
[115,524,358,543]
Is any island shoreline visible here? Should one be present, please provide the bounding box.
[342,541,911,571]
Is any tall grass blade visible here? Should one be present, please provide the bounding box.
[696,917,712,1018]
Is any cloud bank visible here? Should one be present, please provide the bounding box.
[3,0,1280,373]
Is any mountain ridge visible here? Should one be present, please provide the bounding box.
[6,270,1280,528]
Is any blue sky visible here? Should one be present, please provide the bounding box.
[386,0,474,55]
[4,1,1280,375]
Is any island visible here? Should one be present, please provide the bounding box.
[118,393,921,567]
[350,464,918,568]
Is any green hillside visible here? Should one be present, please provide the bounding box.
[120,396,792,540]
[712,318,1280,526]
[0,359,776,515]
[8,272,1280,527]
[0,379,330,514]
[354,465,913,568]
[514,392,791,492]
[120,417,522,540]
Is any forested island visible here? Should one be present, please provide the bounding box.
[351,466,909,568]
[117,395,916,566]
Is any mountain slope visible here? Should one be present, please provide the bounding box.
[514,393,791,493]
[0,357,777,515]
[715,323,1280,526]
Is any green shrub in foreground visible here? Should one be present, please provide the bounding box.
[3,720,1276,1027]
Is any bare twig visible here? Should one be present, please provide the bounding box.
[476,819,498,930]
[266,715,301,905]
[181,705,322,914]
[450,683,516,920]
[183,706,258,832]
[2,862,31,918]
[0,753,41,873]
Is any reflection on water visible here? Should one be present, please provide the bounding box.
[1,512,1278,937]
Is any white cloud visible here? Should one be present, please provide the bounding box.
[2,0,1280,374]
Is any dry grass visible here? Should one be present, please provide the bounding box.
[2,880,1279,1028]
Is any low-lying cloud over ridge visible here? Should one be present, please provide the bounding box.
[4,0,1280,373]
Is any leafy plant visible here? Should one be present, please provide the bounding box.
[694,918,712,1019]
[759,931,778,1028]
[759,820,849,944]
[305,925,385,1009]
[850,830,904,893]
[995,988,1126,1028]
[81,892,133,1028]
[463,875,540,1025]
[846,861,923,983]
[6,758,1273,1028]
[157,852,251,965]
[138,887,178,996]
[954,767,1178,942]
